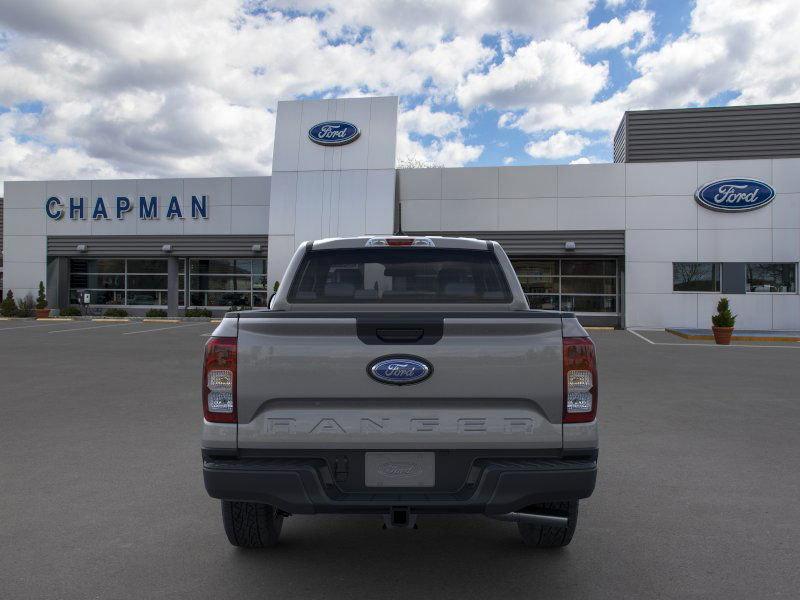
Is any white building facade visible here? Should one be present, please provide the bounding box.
[3,96,799,330]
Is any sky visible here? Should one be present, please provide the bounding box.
[1,0,799,194]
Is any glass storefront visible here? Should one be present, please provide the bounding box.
[511,258,618,315]
[69,258,185,306]
[69,257,267,308]
[188,258,269,308]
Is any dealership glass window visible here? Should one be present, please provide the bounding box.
[188,258,269,307]
[69,258,185,306]
[512,259,617,313]
[746,263,797,293]
[672,263,721,292]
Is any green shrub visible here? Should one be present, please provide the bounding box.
[36,281,48,310]
[104,308,129,318]
[711,297,736,328]
[145,309,168,318]
[1,290,17,317]
[185,308,212,318]
[61,307,82,317]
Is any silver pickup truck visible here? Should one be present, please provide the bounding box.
[202,236,598,548]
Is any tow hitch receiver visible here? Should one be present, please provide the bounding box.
[383,506,417,529]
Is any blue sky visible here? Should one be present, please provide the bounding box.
[0,0,798,190]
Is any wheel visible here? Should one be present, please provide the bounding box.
[517,501,579,548]
[221,500,284,548]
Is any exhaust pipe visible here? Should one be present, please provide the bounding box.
[490,511,568,528]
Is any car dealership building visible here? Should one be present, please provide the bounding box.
[3,97,800,329]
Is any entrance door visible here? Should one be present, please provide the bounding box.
[511,257,620,327]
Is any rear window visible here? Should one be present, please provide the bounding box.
[287,248,512,304]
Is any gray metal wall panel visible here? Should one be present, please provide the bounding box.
[406,230,625,256]
[47,235,268,257]
[612,114,627,163]
[614,103,800,162]
[0,198,3,269]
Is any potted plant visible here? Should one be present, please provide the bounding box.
[35,281,50,318]
[711,297,736,345]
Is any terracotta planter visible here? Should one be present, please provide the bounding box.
[712,326,734,345]
[35,308,51,318]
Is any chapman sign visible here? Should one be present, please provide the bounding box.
[695,179,775,212]
[45,195,209,220]
[308,121,360,146]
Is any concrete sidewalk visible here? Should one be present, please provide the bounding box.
[667,328,800,342]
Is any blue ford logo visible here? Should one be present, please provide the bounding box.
[695,179,775,212]
[308,121,360,146]
[368,356,432,385]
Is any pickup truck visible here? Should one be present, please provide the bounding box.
[202,235,598,548]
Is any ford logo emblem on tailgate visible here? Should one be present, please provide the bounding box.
[377,462,423,478]
[368,356,432,385]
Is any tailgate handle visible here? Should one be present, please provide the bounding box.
[376,328,424,343]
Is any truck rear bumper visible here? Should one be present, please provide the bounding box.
[203,452,597,515]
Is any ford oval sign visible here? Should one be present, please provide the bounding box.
[695,179,775,212]
[308,121,360,146]
[368,356,432,386]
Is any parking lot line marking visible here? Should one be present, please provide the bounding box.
[627,328,800,349]
[627,329,656,344]
[123,322,208,335]
[0,322,81,332]
[47,322,136,334]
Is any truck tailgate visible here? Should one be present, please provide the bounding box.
[236,314,564,450]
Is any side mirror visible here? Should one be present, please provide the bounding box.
[268,294,276,310]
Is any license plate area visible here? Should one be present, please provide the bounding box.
[364,452,435,487]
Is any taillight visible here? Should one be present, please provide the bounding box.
[203,336,237,423]
[563,337,597,423]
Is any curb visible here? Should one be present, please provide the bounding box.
[666,328,800,343]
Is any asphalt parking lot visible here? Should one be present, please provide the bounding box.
[1,320,799,599]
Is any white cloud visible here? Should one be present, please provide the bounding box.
[569,156,606,164]
[525,130,589,159]
[502,156,515,165]
[398,104,466,138]
[396,132,483,167]
[0,0,798,190]
[457,40,608,110]
[571,10,653,52]
[505,0,800,138]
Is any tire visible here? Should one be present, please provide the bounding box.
[221,500,284,548]
[517,500,579,548]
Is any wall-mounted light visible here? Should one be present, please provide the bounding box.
[565,241,576,251]
[76,244,88,253]
[251,244,263,253]
[161,244,172,253]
